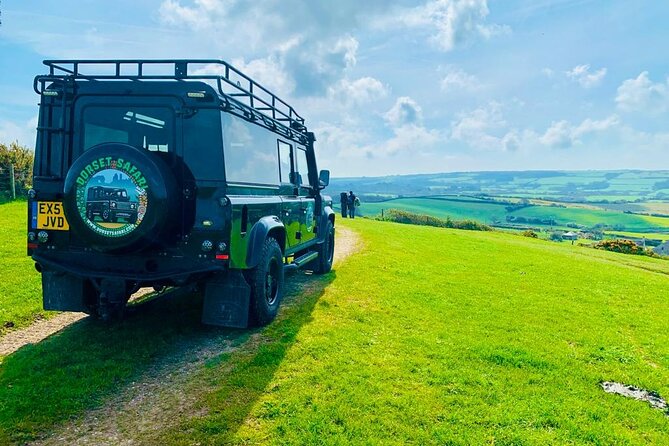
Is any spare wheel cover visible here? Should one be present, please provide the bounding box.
[63,143,175,252]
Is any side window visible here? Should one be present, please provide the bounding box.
[222,113,279,185]
[295,148,309,187]
[278,141,294,184]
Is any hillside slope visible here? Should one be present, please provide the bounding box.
[2,218,669,444]
[159,219,669,445]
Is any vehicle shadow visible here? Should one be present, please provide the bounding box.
[157,269,339,444]
[0,270,336,445]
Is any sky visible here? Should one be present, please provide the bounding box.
[1,0,669,177]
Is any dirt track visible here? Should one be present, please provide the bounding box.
[25,226,360,446]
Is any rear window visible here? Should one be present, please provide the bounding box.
[82,106,174,153]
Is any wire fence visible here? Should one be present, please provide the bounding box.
[0,164,32,201]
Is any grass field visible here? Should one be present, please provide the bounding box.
[2,218,669,444]
[359,196,669,233]
[0,201,48,333]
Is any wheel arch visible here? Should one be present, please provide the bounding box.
[246,216,286,269]
[322,205,335,237]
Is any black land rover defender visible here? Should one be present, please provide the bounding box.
[86,186,138,224]
[28,59,335,327]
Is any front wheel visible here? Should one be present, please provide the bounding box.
[248,237,284,326]
[312,219,335,274]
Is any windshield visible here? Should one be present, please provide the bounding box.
[81,106,174,153]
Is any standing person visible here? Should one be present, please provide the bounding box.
[340,192,348,218]
[347,190,356,219]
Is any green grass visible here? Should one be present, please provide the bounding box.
[3,219,669,444]
[361,197,508,223]
[157,219,669,445]
[0,201,48,333]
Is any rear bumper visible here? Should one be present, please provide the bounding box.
[33,250,225,283]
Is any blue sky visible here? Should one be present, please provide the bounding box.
[1,0,668,177]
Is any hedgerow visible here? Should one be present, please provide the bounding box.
[377,209,492,231]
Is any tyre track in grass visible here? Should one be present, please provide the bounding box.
[30,226,360,446]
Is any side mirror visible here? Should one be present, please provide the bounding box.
[318,169,330,188]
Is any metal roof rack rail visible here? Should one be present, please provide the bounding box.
[34,59,307,137]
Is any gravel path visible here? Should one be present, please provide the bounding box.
[28,226,360,446]
[0,312,87,356]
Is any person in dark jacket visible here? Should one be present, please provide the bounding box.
[340,192,348,218]
[347,191,357,218]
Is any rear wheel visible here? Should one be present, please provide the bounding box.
[248,237,284,326]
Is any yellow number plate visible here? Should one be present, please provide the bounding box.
[36,201,69,230]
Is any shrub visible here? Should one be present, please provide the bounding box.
[549,232,563,242]
[522,230,538,238]
[593,239,658,257]
[379,209,492,231]
[0,141,34,200]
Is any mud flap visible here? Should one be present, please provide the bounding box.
[201,271,251,328]
[42,270,88,312]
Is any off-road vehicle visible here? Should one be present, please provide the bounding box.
[28,59,335,327]
[86,186,139,224]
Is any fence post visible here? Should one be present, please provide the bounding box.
[9,163,16,201]
[381,209,384,219]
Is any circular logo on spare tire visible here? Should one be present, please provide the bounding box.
[74,157,149,238]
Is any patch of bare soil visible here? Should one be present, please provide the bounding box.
[31,226,360,446]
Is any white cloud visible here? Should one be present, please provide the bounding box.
[384,97,424,127]
[230,57,296,95]
[565,64,607,88]
[328,77,389,106]
[0,116,38,148]
[397,0,509,51]
[615,71,669,113]
[539,120,572,148]
[502,130,521,152]
[450,102,512,150]
[191,56,295,96]
[378,124,442,155]
[282,35,360,96]
[539,115,619,148]
[440,66,481,92]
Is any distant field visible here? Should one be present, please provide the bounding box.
[512,206,669,231]
[359,196,669,232]
[330,169,669,202]
[606,231,669,241]
[360,197,508,223]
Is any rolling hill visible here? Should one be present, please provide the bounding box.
[2,213,669,444]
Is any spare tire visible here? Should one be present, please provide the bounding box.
[63,143,178,252]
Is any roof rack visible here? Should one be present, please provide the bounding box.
[34,59,307,133]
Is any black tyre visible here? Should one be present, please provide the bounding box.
[102,209,110,221]
[248,237,284,326]
[312,219,335,274]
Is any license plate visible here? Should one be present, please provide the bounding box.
[32,201,69,231]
